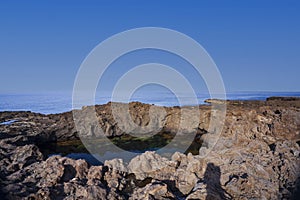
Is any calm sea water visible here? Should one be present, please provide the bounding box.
[0,91,300,114]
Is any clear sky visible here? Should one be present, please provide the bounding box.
[0,0,299,93]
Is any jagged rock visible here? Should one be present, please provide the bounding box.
[105,158,128,173]
[0,98,300,199]
[87,166,104,185]
[129,180,175,200]
[10,144,43,170]
[127,151,176,180]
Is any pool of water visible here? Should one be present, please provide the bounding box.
[0,119,17,125]
[41,133,202,165]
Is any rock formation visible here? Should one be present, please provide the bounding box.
[0,97,299,199]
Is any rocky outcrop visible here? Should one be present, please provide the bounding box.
[0,98,300,199]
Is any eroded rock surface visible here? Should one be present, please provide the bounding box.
[0,98,299,199]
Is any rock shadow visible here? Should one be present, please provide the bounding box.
[203,163,231,200]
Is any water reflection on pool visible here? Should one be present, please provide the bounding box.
[44,133,202,165]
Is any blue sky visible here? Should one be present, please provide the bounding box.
[0,0,299,93]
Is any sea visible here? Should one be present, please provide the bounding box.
[0,91,300,114]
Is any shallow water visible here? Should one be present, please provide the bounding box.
[43,133,202,165]
[0,119,17,125]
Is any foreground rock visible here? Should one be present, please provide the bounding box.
[0,97,300,199]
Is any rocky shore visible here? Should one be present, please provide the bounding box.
[0,97,300,199]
